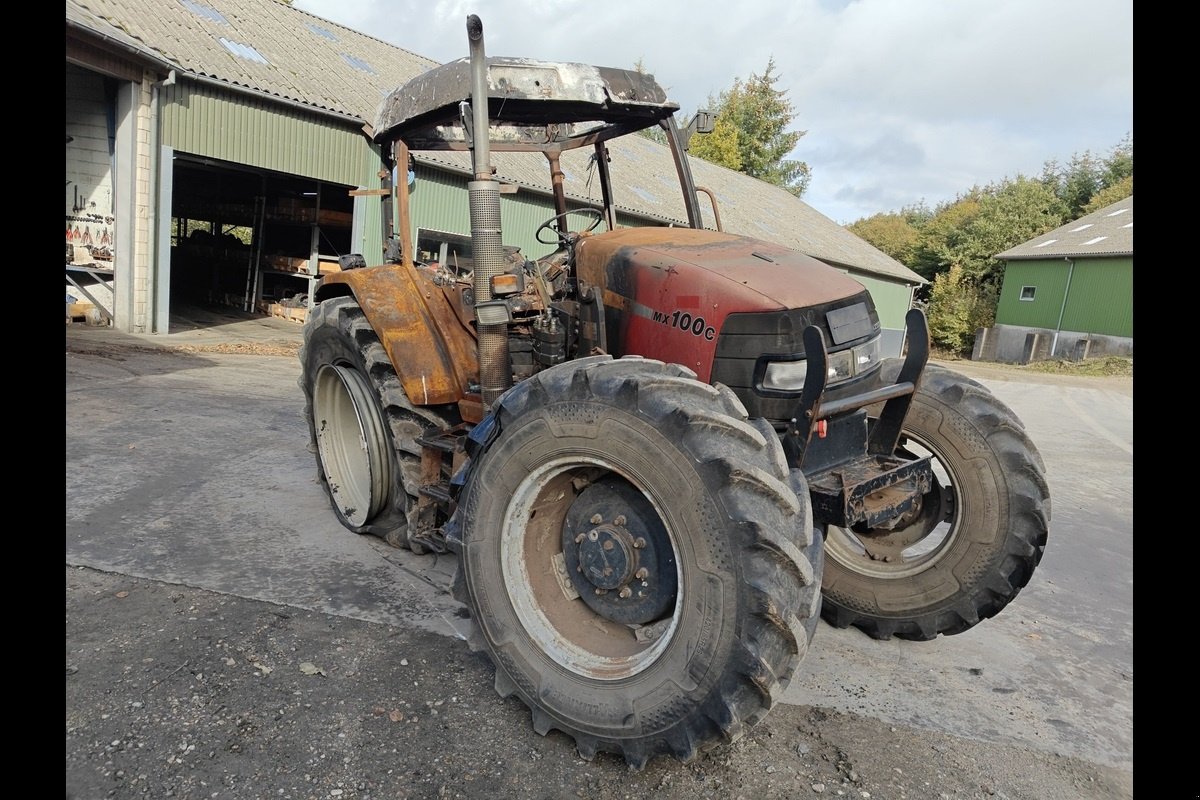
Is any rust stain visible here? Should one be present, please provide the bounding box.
[320,264,478,406]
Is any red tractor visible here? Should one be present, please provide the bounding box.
[299,15,1049,768]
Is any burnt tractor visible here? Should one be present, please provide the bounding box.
[299,15,1050,768]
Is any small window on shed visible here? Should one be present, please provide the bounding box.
[1020,286,1036,301]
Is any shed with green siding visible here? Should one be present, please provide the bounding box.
[976,197,1132,363]
[66,0,924,344]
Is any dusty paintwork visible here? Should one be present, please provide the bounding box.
[575,227,869,382]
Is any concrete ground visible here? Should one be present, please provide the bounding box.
[65,305,1134,800]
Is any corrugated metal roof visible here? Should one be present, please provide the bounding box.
[995,195,1133,260]
[66,0,924,284]
[67,0,436,121]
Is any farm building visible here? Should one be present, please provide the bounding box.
[975,196,1133,363]
[65,0,925,352]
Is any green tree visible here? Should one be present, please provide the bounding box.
[688,110,742,171]
[954,177,1067,286]
[1040,134,1133,218]
[925,264,998,355]
[1083,173,1133,213]
[1101,133,1134,186]
[690,59,810,196]
[910,193,984,283]
[847,212,922,265]
[915,178,1065,288]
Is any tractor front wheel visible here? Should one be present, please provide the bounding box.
[453,356,823,768]
[819,360,1051,640]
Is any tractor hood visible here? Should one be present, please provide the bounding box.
[575,227,867,313]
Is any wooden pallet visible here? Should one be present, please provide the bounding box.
[260,302,308,323]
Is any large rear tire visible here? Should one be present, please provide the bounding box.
[453,356,822,768]
[298,296,457,550]
[819,360,1051,640]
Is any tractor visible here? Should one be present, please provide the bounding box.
[298,15,1050,769]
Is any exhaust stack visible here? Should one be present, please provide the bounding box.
[465,14,512,410]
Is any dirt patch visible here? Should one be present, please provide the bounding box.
[67,567,1133,800]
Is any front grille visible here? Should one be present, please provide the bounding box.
[710,291,878,422]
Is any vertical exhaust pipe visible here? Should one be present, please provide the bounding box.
[465,14,512,410]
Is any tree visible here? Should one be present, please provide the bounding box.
[912,179,1066,289]
[1040,134,1133,218]
[925,264,998,355]
[847,212,922,265]
[688,110,742,171]
[690,59,810,197]
[951,177,1067,286]
[1083,173,1133,213]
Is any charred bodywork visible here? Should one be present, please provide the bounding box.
[300,14,1049,768]
[318,48,935,537]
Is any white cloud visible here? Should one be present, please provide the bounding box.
[294,0,1132,224]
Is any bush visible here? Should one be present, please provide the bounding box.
[925,265,996,355]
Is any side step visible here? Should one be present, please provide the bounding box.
[410,425,470,553]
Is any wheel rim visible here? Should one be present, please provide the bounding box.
[500,456,681,680]
[312,363,391,527]
[824,432,958,579]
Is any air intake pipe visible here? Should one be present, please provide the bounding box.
[466,14,512,410]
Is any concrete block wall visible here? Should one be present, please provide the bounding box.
[973,324,1133,364]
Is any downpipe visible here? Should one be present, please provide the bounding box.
[466,15,512,411]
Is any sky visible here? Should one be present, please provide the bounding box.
[293,0,1132,226]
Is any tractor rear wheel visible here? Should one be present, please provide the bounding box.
[452,356,822,768]
[299,296,457,550]
[819,360,1051,640]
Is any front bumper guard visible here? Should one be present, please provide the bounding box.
[787,308,934,529]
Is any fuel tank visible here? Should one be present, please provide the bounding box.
[574,227,873,383]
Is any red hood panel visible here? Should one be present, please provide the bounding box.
[575,227,865,312]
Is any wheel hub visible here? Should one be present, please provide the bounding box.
[576,523,638,591]
[562,478,676,625]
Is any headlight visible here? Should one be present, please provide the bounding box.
[762,336,883,392]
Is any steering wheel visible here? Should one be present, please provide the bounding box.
[535,208,605,246]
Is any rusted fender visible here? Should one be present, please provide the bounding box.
[317,265,478,407]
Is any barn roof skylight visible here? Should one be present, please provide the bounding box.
[220,37,269,65]
[180,0,227,24]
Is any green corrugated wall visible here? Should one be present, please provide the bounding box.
[997,257,1132,337]
[159,80,385,266]
[160,82,379,187]
[156,81,920,332]
[845,271,916,331]
[407,165,650,260]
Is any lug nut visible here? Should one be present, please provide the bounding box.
[574,533,586,544]
[588,530,598,541]
[618,587,632,599]
[602,540,614,551]
[633,537,647,549]
[594,587,607,595]
[634,568,648,580]
[613,515,627,526]
[589,514,603,524]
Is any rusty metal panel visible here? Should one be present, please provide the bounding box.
[321,264,478,407]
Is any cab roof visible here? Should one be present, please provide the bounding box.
[373,56,680,153]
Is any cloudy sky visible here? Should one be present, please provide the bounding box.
[293,0,1132,225]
